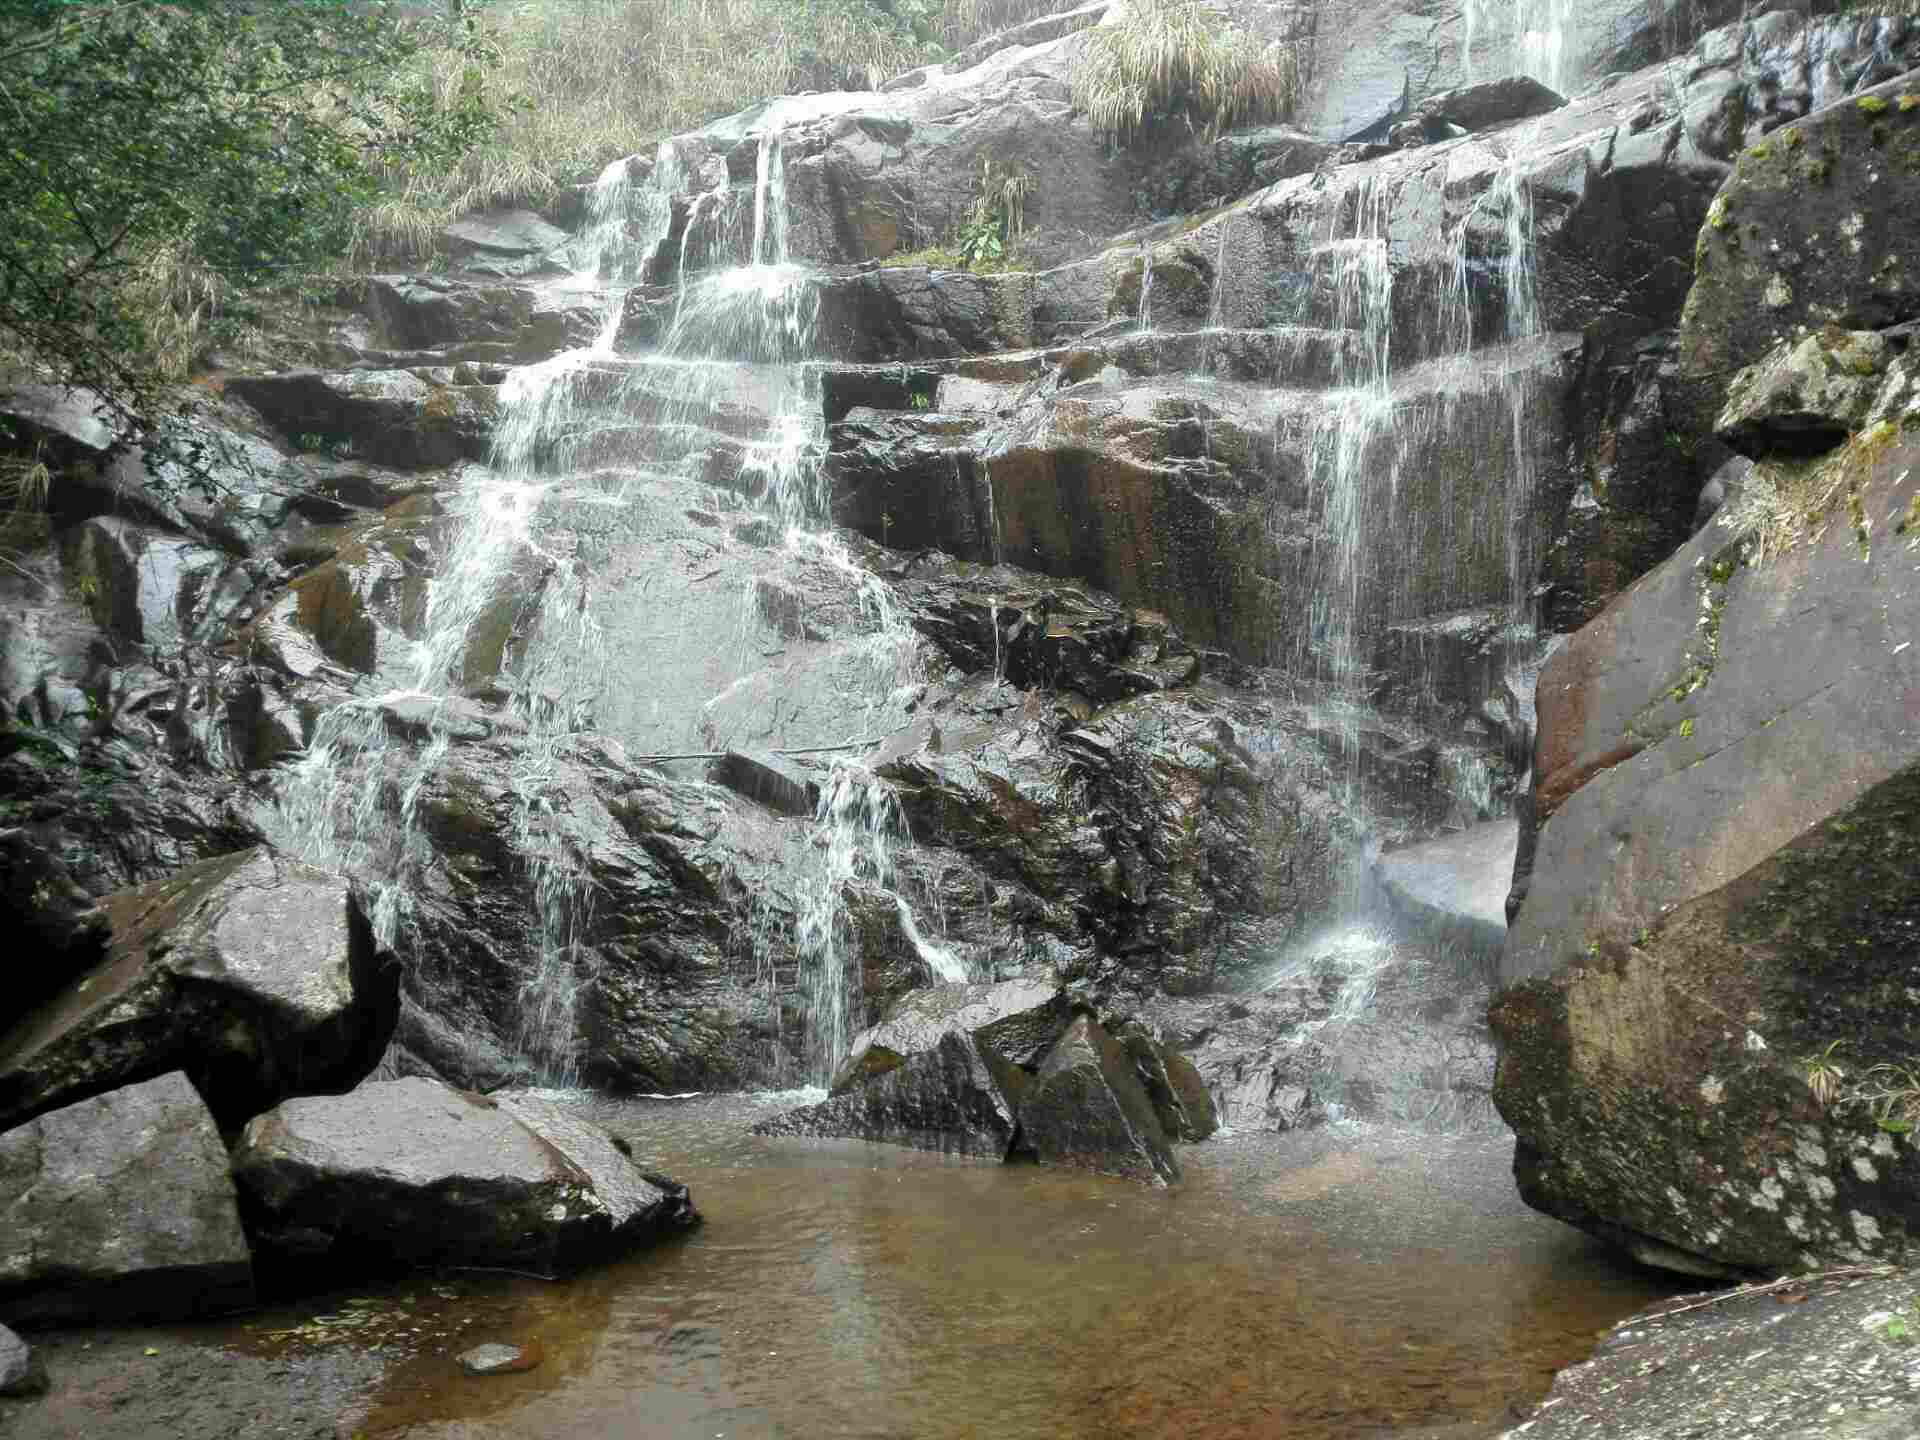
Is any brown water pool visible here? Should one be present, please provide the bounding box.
[212,1092,1683,1439]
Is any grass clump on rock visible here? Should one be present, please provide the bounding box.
[1071,0,1302,146]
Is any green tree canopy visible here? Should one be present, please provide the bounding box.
[0,0,501,452]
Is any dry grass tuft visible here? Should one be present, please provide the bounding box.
[1071,0,1302,146]
[1722,420,1902,562]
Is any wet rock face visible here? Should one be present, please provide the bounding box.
[1495,362,1920,1273]
[1679,68,1920,432]
[0,1072,254,1327]
[225,370,497,471]
[234,1079,697,1277]
[1299,0,1741,140]
[0,847,396,1133]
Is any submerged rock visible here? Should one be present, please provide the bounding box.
[232,1078,699,1276]
[458,1342,541,1376]
[0,1072,254,1327]
[0,847,396,1133]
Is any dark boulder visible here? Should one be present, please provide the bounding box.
[762,985,1206,1179]
[1119,1028,1218,1143]
[755,1031,1025,1160]
[232,1078,699,1276]
[0,847,396,1132]
[1019,1015,1180,1185]
[828,978,1073,1094]
[707,750,821,818]
[0,1072,254,1327]
[1407,76,1566,134]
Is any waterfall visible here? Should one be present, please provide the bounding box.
[1297,172,1394,799]
[788,763,964,1084]
[1517,0,1575,96]
[1137,243,1155,332]
[1285,117,1553,898]
[1458,0,1575,95]
[271,148,684,1084]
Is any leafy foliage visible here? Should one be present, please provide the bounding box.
[1071,0,1301,146]
[0,0,504,456]
[955,158,1032,266]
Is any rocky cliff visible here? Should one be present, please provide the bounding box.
[4,1,1917,1398]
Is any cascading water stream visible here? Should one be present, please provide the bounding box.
[1296,173,1394,808]
[273,152,687,1085]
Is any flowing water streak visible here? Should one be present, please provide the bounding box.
[1517,0,1575,95]
[1298,172,1394,795]
[641,127,950,1077]
[1137,242,1155,332]
[794,765,907,1081]
[1457,0,1574,96]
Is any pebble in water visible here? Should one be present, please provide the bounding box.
[458,1343,541,1377]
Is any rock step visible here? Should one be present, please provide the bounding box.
[1369,817,1516,972]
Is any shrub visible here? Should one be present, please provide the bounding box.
[1071,0,1301,146]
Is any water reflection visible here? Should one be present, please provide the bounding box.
[232,1094,1681,1438]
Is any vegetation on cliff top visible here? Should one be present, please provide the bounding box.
[0,0,504,450]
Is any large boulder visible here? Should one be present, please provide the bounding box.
[1678,68,1920,431]
[1017,1015,1180,1185]
[1494,357,1920,1274]
[829,977,1072,1094]
[0,1072,254,1327]
[759,985,1202,1183]
[756,1030,1026,1159]
[0,847,396,1132]
[232,1078,699,1275]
